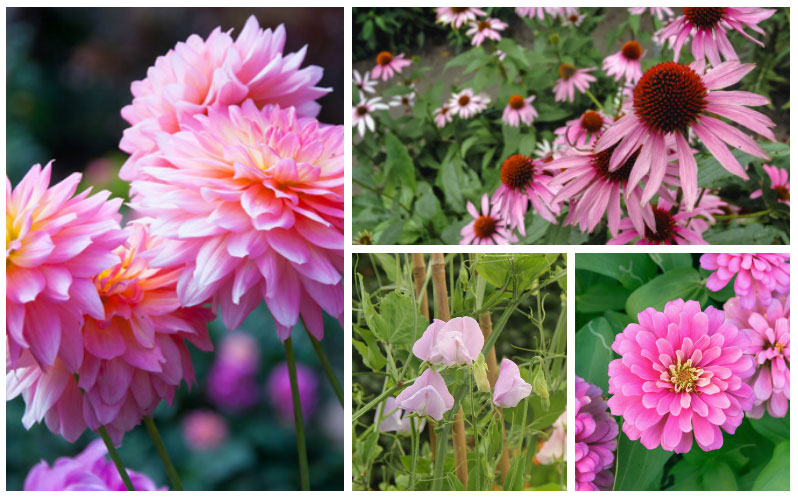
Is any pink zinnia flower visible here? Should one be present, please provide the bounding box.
[119,16,328,180]
[603,40,645,84]
[6,162,126,369]
[371,51,412,81]
[659,8,776,66]
[266,361,319,422]
[502,94,537,127]
[466,18,508,46]
[412,317,484,366]
[535,411,566,465]
[493,358,532,408]
[700,253,789,308]
[628,7,674,21]
[751,164,790,205]
[435,7,486,28]
[553,64,596,102]
[448,88,490,119]
[7,222,214,445]
[608,299,755,453]
[24,440,165,491]
[395,368,454,421]
[460,193,518,245]
[595,60,775,210]
[725,294,790,418]
[608,197,708,245]
[492,154,559,236]
[575,376,618,491]
[433,104,453,128]
[128,101,343,340]
[375,396,426,435]
[554,110,613,149]
[182,410,229,451]
[207,331,261,410]
[353,96,389,137]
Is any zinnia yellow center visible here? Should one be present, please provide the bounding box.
[668,357,703,393]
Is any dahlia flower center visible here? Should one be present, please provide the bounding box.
[683,7,726,30]
[668,357,703,393]
[621,40,643,61]
[458,94,471,106]
[500,154,535,190]
[477,20,490,31]
[508,94,526,110]
[592,144,639,184]
[356,105,368,116]
[376,51,394,66]
[6,213,17,252]
[774,185,790,201]
[580,111,604,133]
[559,63,577,80]
[473,215,497,238]
[644,206,677,244]
[633,62,708,134]
[774,342,785,354]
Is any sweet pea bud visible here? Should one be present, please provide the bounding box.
[473,355,490,392]
[532,364,549,400]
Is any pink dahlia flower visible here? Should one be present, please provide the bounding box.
[266,361,319,422]
[502,94,538,127]
[491,154,558,236]
[372,51,412,81]
[395,368,454,421]
[751,164,790,206]
[435,7,486,28]
[6,162,126,369]
[659,8,776,66]
[448,88,490,119]
[182,409,229,451]
[119,16,328,180]
[608,197,708,245]
[603,41,645,84]
[207,331,261,410]
[725,294,790,418]
[700,253,789,308]
[412,317,484,366]
[128,101,343,340]
[433,103,453,128]
[460,193,518,245]
[24,440,165,491]
[466,18,508,46]
[535,411,566,465]
[554,110,613,149]
[375,396,426,435]
[575,376,618,491]
[493,358,532,408]
[595,60,775,210]
[553,65,596,103]
[608,299,755,453]
[7,222,214,445]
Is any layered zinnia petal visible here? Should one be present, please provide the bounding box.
[575,377,617,491]
[700,253,789,308]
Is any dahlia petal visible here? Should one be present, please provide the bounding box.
[7,266,46,304]
[26,300,63,367]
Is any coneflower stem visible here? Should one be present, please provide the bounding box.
[306,330,344,406]
[584,89,604,112]
[97,426,135,491]
[144,416,183,491]
[284,337,310,490]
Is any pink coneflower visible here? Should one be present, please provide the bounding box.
[353,96,389,137]
[575,377,617,491]
[502,94,538,127]
[460,194,518,245]
[534,139,562,164]
[687,192,729,234]
[608,197,708,245]
[466,18,508,46]
[562,12,587,28]
[700,253,789,308]
[435,7,486,28]
[182,410,229,451]
[628,7,674,21]
[659,8,776,66]
[119,16,328,180]
[725,294,790,418]
[603,40,645,84]
[128,101,343,340]
[491,154,558,236]
[6,162,126,369]
[595,60,775,210]
[554,110,613,149]
[516,8,576,20]
[608,299,755,453]
[389,90,416,109]
[553,64,596,102]
[751,164,790,205]
[371,51,412,81]
[448,88,490,119]
[434,104,453,128]
[353,69,376,98]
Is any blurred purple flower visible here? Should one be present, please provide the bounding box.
[266,361,319,422]
[182,410,229,451]
[208,331,261,411]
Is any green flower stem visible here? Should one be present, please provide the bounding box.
[284,337,310,490]
[144,416,183,491]
[470,375,481,491]
[711,209,774,221]
[584,89,604,112]
[352,384,405,422]
[306,330,343,406]
[97,426,135,491]
[410,417,419,491]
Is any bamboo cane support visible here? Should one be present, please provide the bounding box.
[412,254,436,459]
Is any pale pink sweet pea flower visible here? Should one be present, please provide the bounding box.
[535,411,566,465]
[435,7,486,28]
[413,317,484,366]
[460,193,518,245]
[603,40,645,84]
[433,104,453,128]
[466,18,508,46]
[575,377,617,490]
[376,396,426,435]
[492,358,532,408]
[700,253,789,309]
[502,94,537,127]
[182,410,229,451]
[371,51,412,82]
[395,369,454,421]
[553,65,596,103]
[491,154,558,236]
[751,164,790,205]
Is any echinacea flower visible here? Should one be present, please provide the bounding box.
[395,368,454,421]
[658,8,776,66]
[434,104,453,128]
[608,299,755,453]
[24,440,165,491]
[502,94,538,127]
[535,411,566,465]
[724,294,790,418]
[435,7,486,28]
[266,361,319,422]
[553,65,596,102]
[371,51,412,81]
[562,12,587,28]
[751,164,790,205]
[575,376,618,491]
[491,154,558,236]
[687,192,729,234]
[448,88,490,119]
[353,69,377,98]
[182,410,229,451]
[603,40,645,84]
[466,18,508,46]
[6,162,126,369]
[595,60,776,210]
[700,253,789,308]
[7,222,214,445]
[119,16,329,180]
[376,396,426,435]
[353,96,389,137]
[460,193,518,245]
[389,91,416,109]
[493,358,532,408]
[128,101,344,340]
[628,7,674,21]
[207,331,261,410]
[554,110,613,149]
[608,197,708,245]
[413,317,484,366]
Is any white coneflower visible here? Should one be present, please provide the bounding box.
[352,97,389,137]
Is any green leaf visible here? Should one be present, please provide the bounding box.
[475,253,555,291]
[379,289,426,346]
[377,217,406,245]
[614,434,672,490]
[385,131,416,192]
[574,317,616,393]
[576,282,629,313]
[625,267,704,318]
[649,253,693,272]
[575,253,658,291]
[701,460,738,490]
[748,409,790,443]
[353,327,386,371]
[752,441,789,490]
